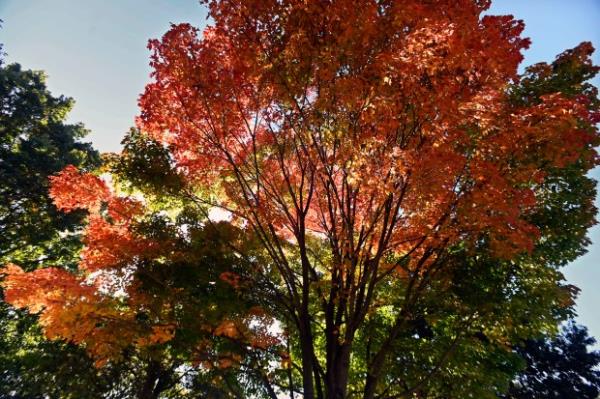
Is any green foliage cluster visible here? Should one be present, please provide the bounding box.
[0,63,100,270]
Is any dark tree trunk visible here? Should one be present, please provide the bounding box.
[299,307,317,399]
[137,360,163,399]
[325,342,352,399]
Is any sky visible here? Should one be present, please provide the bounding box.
[1,0,600,341]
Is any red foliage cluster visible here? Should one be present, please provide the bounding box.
[137,0,597,266]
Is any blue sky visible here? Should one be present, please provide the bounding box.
[1,0,599,341]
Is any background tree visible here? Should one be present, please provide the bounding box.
[0,56,122,398]
[502,322,600,399]
[0,63,100,269]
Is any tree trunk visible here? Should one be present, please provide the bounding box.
[326,343,352,399]
[299,313,317,399]
[298,229,320,399]
[137,360,162,399]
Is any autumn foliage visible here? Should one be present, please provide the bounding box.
[136,1,597,395]
[136,2,597,277]
[4,166,279,369]
[2,0,599,398]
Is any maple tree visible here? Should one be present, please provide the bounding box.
[3,127,288,398]
[2,1,599,398]
[136,1,598,397]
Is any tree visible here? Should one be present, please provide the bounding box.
[503,322,600,399]
[3,1,599,398]
[0,63,100,270]
[0,58,124,398]
[136,1,598,397]
[3,128,286,399]
[0,54,184,399]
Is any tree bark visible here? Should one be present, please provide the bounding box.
[299,316,317,399]
[137,360,162,399]
[325,342,352,399]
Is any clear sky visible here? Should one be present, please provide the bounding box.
[1,0,599,341]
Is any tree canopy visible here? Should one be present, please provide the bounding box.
[1,1,599,398]
[0,59,116,397]
[503,322,600,399]
[0,62,100,270]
